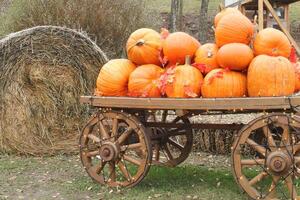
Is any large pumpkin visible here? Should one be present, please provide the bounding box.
[253,28,291,58]
[294,62,300,92]
[202,69,247,98]
[163,32,200,65]
[214,8,241,27]
[126,28,163,66]
[128,64,164,97]
[96,59,136,96]
[216,43,254,71]
[247,55,295,97]
[194,43,219,74]
[163,58,203,98]
[215,13,254,47]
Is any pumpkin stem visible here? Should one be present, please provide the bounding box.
[136,39,145,46]
[185,55,191,65]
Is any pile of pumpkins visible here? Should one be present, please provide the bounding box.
[95,8,300,98]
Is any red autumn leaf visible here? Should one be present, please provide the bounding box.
[207,71,224,84]
[290,46,298,63]
[158,67,175,95]
[184,86,198,98]
[192,63,207,74]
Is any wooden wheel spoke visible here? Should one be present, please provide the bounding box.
[241,159,265,167]
[265,176,281,199]
[163,145,174,161]
[89,161,106,174]
[281,125,291,146]
[87,134,101,143]
[118,161,132,182]
[127,143,143,150]
[246,138,266,157]
[111,118,118,137]
[123,155,142,166]
[285,175,297,199]
[154,144,160,161]
[99,120,110,140]
[293,143,300,154]
[295,156,300,164]
[249,171,268,186]
[262,126,276,150]
[168,138,184,150]
[108,162,116,182]
[86,150,100,157]
[117,127,133,145]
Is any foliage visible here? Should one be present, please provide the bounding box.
[0,0,156,58]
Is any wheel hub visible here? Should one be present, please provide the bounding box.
[266,151,292,176]
[99,142,119,162]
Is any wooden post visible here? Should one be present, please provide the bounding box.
[258,0,264,31]
[284,5,290,31]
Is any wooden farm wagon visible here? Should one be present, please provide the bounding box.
[79,0,300,199]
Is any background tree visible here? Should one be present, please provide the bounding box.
[170,0,183,32]
[199,0,210,42]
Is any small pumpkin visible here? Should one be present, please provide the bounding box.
[214,8,241,27]
[96,59,136,96]
[126,28,163,65]
[194,43,219,74]
[215,13,254,47]
[216,43,254,71]
[253,28,291,58]
[163,57,203,98]
[202,69,247,98]
[247,55,295,97]
[163,32,200,65]
[293,62,300,92]
[128,64,165,97]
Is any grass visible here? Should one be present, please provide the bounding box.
[0,155,247,200]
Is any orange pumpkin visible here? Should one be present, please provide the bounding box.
[194,43,219,74]
[126,28,163,66]
[163,32,200,65]
[247,55,295,97]
[216,43,254,71]
[214,8,241,27]
[128,64,164,97]
[202,69,247,98]
[294,62,300,92]
[215,13,254,47]
[164,58,203,98]
[96,59,136,96]
[253,28,291,58]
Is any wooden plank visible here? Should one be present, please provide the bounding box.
[145,122,244,130]
[258,0,264,31]
[263,0,300,55]
[80,96,300,111]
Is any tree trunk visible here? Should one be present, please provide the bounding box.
[170,0,183,32]
[199,0,209,43]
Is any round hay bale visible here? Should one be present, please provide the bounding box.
[0,26,108,155]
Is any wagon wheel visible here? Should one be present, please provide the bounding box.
[232,114,300,200]
[79,110,152,188]
[150,110,193,167]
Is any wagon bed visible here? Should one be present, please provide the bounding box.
[80,95,300,112]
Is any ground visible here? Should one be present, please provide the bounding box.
[0,153,247,200]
